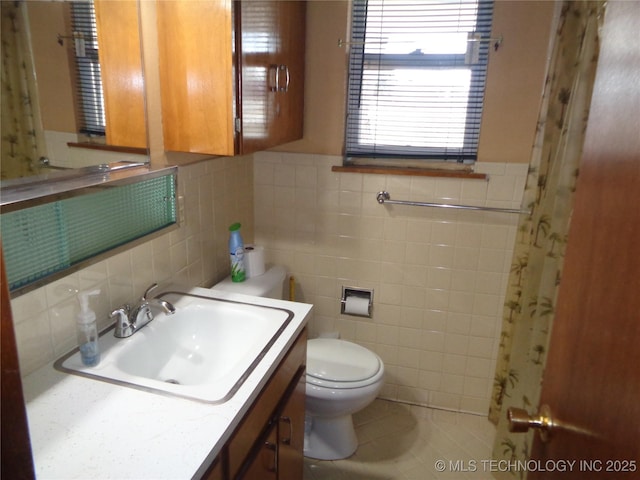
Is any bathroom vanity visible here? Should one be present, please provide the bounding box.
[22,287,311,479]
[204,328,307,479]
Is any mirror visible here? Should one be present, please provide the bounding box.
[0,0,148,185]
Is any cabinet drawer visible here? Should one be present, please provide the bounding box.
[228,328,307,478]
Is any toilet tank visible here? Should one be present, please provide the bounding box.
[211,265,287,299]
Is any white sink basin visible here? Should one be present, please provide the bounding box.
[55,291,293,403]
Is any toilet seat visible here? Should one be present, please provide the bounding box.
[306,339,383,389]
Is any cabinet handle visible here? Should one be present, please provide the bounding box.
[280,416,293,445]
[278,64,290,93]
[264,440,278,473]
[284,65,290,92]
[269,64,279,92]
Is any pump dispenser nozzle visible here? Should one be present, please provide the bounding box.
[77,289,100,323]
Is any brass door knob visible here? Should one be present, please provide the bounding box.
[507,404,555,442]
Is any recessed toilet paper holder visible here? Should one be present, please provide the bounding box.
[341,286,373,318]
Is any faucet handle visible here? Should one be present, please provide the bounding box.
[110,304,131,318]
[141,283,159,301]
[111,305,134,338]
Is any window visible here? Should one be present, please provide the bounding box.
[345,0,494,164]
[70,1,106,136]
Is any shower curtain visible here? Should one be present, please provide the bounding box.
[488,0,603,475]
[1,0,44,180]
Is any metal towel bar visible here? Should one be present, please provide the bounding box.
[376,191,530,215]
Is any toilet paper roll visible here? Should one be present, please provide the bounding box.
[244,244,265,278]
[343,296,370,316]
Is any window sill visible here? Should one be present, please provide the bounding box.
[331,165,487,180]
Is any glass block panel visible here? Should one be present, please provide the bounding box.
[1,203,71,288]
[1,174,176,291]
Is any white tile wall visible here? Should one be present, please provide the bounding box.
[253,152,528,415]
[10,156,254,376]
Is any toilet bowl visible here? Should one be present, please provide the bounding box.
[304,338,384,460]
[211,264,384,460]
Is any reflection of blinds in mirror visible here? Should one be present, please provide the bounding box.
[1,174,177,292]
[240,1,279,142]
[240,0,278,54]
[70,1,106,136]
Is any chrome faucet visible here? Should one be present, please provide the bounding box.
[110,283,175,338]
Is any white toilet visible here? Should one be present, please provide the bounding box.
[211,265,385,461]
[304,338,384,460]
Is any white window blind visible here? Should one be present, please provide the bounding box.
[70,1,106,136]
[345,0,494,163]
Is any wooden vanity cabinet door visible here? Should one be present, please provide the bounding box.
[202,456,225,480]
[241,424,278,480]
[277,371,306,480]
[94,0,147,149]
[227,329,307,478]
[239,368,305,480]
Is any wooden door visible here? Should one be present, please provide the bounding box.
[524,2,640,478]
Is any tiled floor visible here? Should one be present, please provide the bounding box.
[304,399,496,480]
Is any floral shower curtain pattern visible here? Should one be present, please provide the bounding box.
[488,0,603,474]
[1,0,44,180]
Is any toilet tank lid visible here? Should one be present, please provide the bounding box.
[213,265,286,297]
[307,339,381,382]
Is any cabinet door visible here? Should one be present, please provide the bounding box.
[94,0,146,148]
[157,0,235,155]
[203,456,225,480]
[241,424,278,480]
[227,330,307,478]
[271,0,305,147]
[237,0,305,154]
[236,0,279,154]
[277,370,306,480]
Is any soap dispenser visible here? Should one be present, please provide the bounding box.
[76,290,101,367]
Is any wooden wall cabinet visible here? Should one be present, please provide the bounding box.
[157,0,306,156]
[94,0,147,149]
[202,328,307,480]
